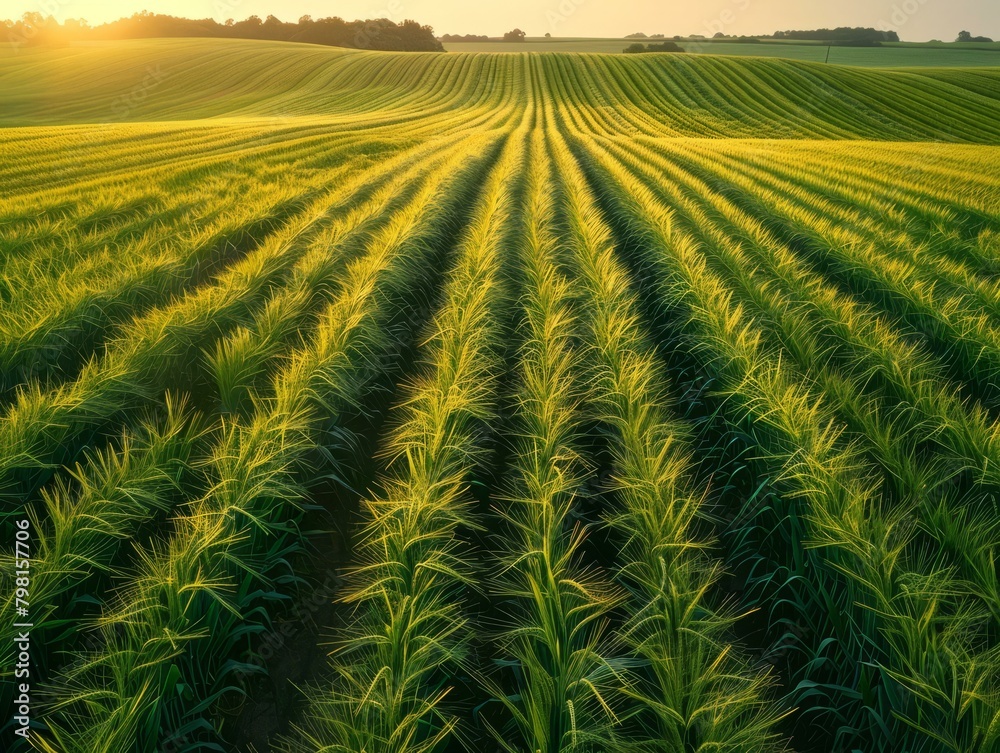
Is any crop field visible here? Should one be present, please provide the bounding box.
[1,38,1000,753]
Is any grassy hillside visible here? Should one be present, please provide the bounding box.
[1,38,999,753]
[1,38,999,139]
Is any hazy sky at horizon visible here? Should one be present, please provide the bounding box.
[5,0,998,41]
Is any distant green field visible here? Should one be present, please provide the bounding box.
[2,38,999,128]
[443,36,1000,66]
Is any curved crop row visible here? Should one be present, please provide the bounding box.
[31,132,504,753]
[482,132,622,752]
[577,139,1000,751]
[552,133,786,752]
[286,127,525,753]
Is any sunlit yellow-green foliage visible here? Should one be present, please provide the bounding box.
[1,37,999,753]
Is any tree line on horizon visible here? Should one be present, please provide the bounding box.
[624,40,685,54]
[771,27,900,42]
[630,27,993,45]
[6,15,993,51]
[440,26,904,44]
[623,27,900,45]
[3,11,444,52]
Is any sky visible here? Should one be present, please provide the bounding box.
[4,0,998,41]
